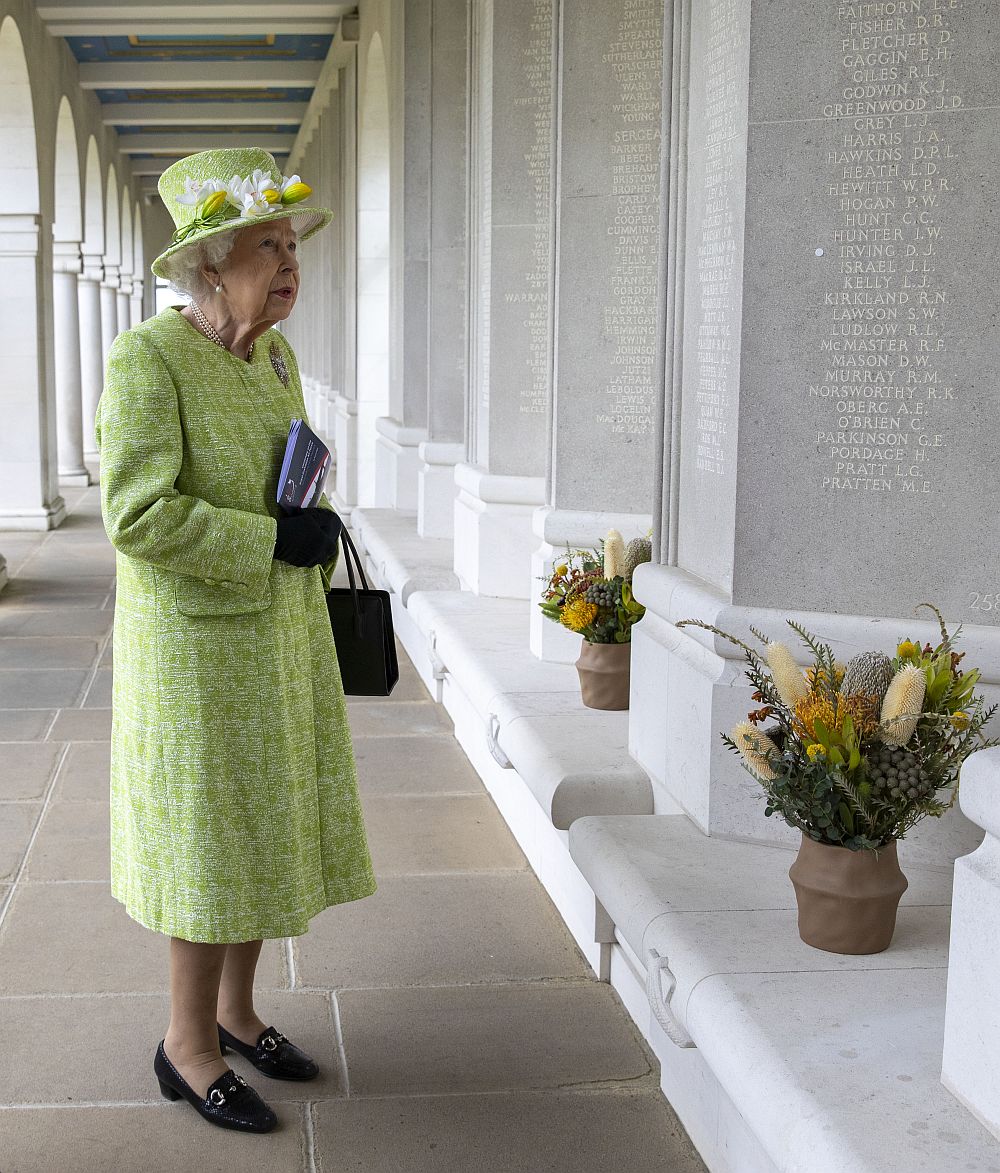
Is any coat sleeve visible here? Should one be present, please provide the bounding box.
[95,329,277,597]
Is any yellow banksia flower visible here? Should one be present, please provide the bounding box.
[951,711,970,731]
[560,597,598,633]
[806,743,826,761]
[200,190,227,217]
[731,722,781,781]
[793,692,836,742]
[766,642,810,708]
[262,188,281,205]
[280,181,312,205]
[806,661,846,692]
[897,640,919,661]
[880,664,927,746]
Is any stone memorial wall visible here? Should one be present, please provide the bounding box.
[470,0,555,477]
[698,0,997,621]
[552,0,663,511]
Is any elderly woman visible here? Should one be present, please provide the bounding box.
[95,148,376,1134]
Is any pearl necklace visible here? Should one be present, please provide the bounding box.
[190,301,254,361]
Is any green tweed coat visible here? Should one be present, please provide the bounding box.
[95,306,377,943]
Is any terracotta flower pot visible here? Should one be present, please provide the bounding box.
[575,638,631,710]
[788,834,908,955]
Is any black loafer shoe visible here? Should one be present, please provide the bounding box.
[154,1040,277,1133]
[218,1023,320,1081]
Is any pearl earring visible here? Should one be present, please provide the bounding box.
[215,283,223,293]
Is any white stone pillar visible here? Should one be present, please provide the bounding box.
[530,0,663,660]
[0,214,66,530]
[627,0,1000,848]
[414,0,469,539]
[130,278,143,329]
[99,263,120,365]
[456,0,555,597]
[942,748,1000,1140]
[52,241,90,486]
[116,275,132,336]
[77,253,104,461]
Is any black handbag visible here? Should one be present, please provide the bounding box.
[325,527,399,696]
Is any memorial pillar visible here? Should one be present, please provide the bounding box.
[333,54,360,510]
[531,0,663,660]
[52,241,90,485]
[99,262,120,364]
[376,0,433,512]
[77,250,104,461]
[0,214,65,529]
[417,0,469,539]
[629,0,1000,849]
[456,0,554,597]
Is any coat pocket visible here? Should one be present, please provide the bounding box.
[174,576,272,617]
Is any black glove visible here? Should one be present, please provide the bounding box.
[274,507,343,568]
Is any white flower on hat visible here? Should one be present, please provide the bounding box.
[226,169,281,218]
[279,174,302,195]
[175,175,226,206]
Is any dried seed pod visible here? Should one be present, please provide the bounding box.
[603,529,626,579]
[731,722,781,781]
[880,664,927,747]
[766,642,810,709]
[841,650,895,703]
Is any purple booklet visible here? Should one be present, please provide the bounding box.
[277,419,332,510]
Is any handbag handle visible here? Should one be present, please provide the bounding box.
[337,527,371,639]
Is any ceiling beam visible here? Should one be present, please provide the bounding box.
[118,132,297,154]
[47,19,339,34]
[102,102,308,127]
[79,61,323,89]
[37,1,355,18]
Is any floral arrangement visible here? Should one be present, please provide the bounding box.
[171,169,313,244]
[677,604,998,852]
[538,529,652,644]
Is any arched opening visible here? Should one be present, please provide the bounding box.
[131,200,145,326]
[118,193,133,333]
[356,31,391,506]
[52,97,89,482]
[103,164,121,269]
[99,164,121,363]
[82,137,104,258]
[0,17,61,528]
[78,137,105,460]
[53,98,81,244]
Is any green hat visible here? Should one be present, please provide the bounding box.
[150,146,333,281]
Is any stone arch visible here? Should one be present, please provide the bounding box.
[356,30,392,504]
[53,97,81,244]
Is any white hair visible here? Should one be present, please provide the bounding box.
[163,229,240,302]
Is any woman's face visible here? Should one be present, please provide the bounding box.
[207,219,300,324]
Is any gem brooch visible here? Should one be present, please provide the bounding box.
[269,341,290,386]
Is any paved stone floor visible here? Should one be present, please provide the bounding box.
[0,484,704,1173]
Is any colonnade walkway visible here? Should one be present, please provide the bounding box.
[0,484,704,1172]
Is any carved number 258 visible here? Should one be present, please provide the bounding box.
[970,593,998,611]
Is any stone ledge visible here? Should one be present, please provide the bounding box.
[569,814,1000,1172]
[349,510,653,829]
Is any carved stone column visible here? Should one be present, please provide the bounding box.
[77,250,104,461]
[52,241,90,485]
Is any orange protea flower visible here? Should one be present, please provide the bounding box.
[794,691,879,742]
[806,662,845,692]
[560,597,598,633]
